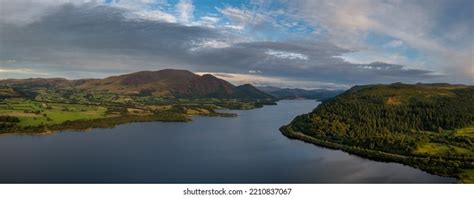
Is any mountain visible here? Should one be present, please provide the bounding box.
[0,78,72,88]
[236,84,276,100]
[0,87,23,99]
[257,86,344,100]
[0,69,275,100]
[281,83,474,182]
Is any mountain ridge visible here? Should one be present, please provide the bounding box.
[257,86,344,100]
[0,69,275,100]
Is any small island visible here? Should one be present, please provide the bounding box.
[281,83,474,183]
[0,69,276,134]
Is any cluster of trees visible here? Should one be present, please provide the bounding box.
[0,116,20,130]
[0,111,191,134]
[23,109,43,114]
[0,116,20,122]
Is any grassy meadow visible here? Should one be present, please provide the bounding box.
[0,97,239,134]
[455,126,474,138]
[0,99,107,127]
[414,142,472,156]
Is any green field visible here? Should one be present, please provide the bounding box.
[0,98,239,134]
[460,169,474,183]
[0,99,107,127]
[414,142,473,156]
[455,126,474,138]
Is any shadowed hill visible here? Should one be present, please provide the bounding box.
[257,86,344,100]
[0,69,275,100]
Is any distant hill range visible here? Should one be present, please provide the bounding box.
[0,69,274,100]
[257,86,344,100]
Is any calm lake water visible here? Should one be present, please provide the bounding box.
[0,100,455,183]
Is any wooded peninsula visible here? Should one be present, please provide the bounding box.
[281,83,474,183]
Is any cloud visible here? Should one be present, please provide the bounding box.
[0,3,218,75]
[196,72,350,90]
[176,0,194,24]
[266,49,308,60]
[189,40,231,51]
[248,70,262,74]
[0,67,38,74]
[217,6,268,31]
[288,0,473,82]
[337,50,424,71]
[107,0,178,23]
[197,16,220,28]
[383,40,404,48]
[224,24,245,31]
[288,0,438,50]
[0,0,103,25]
[131,9,177,23]
[0,66,51,78]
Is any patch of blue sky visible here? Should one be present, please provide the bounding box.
[365,32,421,61]
[178,0,249,14]
[262,21,315,41]
[192,1,225,19]
[160,0,246,25]
[365,32,398,47]
[238,19,315,42]
[274,15,314,34]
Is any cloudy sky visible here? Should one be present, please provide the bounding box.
[0,0,472,89]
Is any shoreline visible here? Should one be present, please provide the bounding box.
[0,110,239,136]
[280,125,474,183]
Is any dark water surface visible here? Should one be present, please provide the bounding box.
[0,100,455,183]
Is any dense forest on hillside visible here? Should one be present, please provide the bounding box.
[282,83,474,182]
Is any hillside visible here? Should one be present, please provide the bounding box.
[237,84,277,100]
[0,87,23,99]
[0,78,72,88]
[0,69,274,100]
[258,86,343,100]
[281,83,474,182]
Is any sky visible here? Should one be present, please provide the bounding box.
[0,0,472,89]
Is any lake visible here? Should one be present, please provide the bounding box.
[0,100,455,183]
